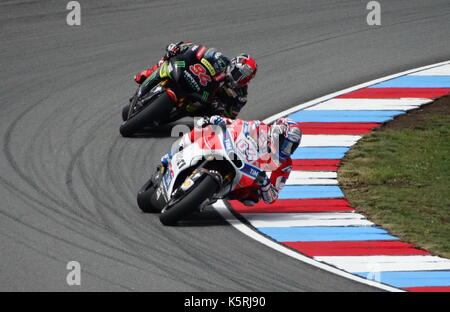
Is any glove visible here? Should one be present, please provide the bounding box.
[209,115,226,126]
[254,171,270,189]
[195,115,226,128]
[165,41,183,58]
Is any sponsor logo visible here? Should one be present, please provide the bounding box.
[183,71,200,92]
[189,63,212,86]
[201,91,209,102]
[213,72,226,82]
[175,60,185,68]
[242,164,260,178]
[200,58,216,76]
[223,136,233,153]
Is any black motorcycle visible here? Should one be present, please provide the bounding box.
[120,51,225,137]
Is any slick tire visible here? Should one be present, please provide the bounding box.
[122,103,130,121]
[137,178,161,213]
[159,174,219,226]
[119,92,173,137]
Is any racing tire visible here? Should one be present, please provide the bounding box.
[159,174,219,226]
[122,103,130,121]
[119,92,174,137]
[137,178,161,213]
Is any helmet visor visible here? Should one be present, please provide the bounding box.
[230,65,245,84]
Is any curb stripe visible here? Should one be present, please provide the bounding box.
[229,199,354,213]
[215,60,450,292]
[404,286,450,292]
[288,110,405,123]
[288,171,337,179]
[298,122,381,135]
[286,171,338,186]
[241,212,373,228]
[282,241,430,257]
[353,271,450,288]
[279,185,344,199]
[300,135,362,147]
[316,256,450,272]
[369,75,450,88]
[292,147,349,159]
[305,98,431,111]
[257,226,398,242]
[292,159,341,171]
[337,87,450,99]
[213,201,403,292]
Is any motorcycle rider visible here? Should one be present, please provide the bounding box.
[161,115,302,206]
[133,41,257,118]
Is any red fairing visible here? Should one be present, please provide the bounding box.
[134,64,159,83]
[196,45,207,60]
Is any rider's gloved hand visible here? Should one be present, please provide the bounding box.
[209,115,226,126]
[255,171,278,204]
[195,115,226,128]
[254,171,270,189]
[165,41,183,58]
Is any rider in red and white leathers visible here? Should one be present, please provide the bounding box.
[162,115,302,205]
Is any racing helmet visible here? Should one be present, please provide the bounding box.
[227,54,257,87]
[269,118,302,160]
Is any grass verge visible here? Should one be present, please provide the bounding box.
[339,96,450,258]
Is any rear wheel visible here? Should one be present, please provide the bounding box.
[119,92,174,137]
[159,174,219,226]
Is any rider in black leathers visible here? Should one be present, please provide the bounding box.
[133,41,257,119]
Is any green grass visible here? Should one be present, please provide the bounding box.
[339,113,450,258]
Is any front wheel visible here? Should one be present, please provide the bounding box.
[159,174,219,226]
[137,178,161,213]
[122,103,130,121]
[119,92,174,137]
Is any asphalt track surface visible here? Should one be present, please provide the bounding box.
[1,0,449,291]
